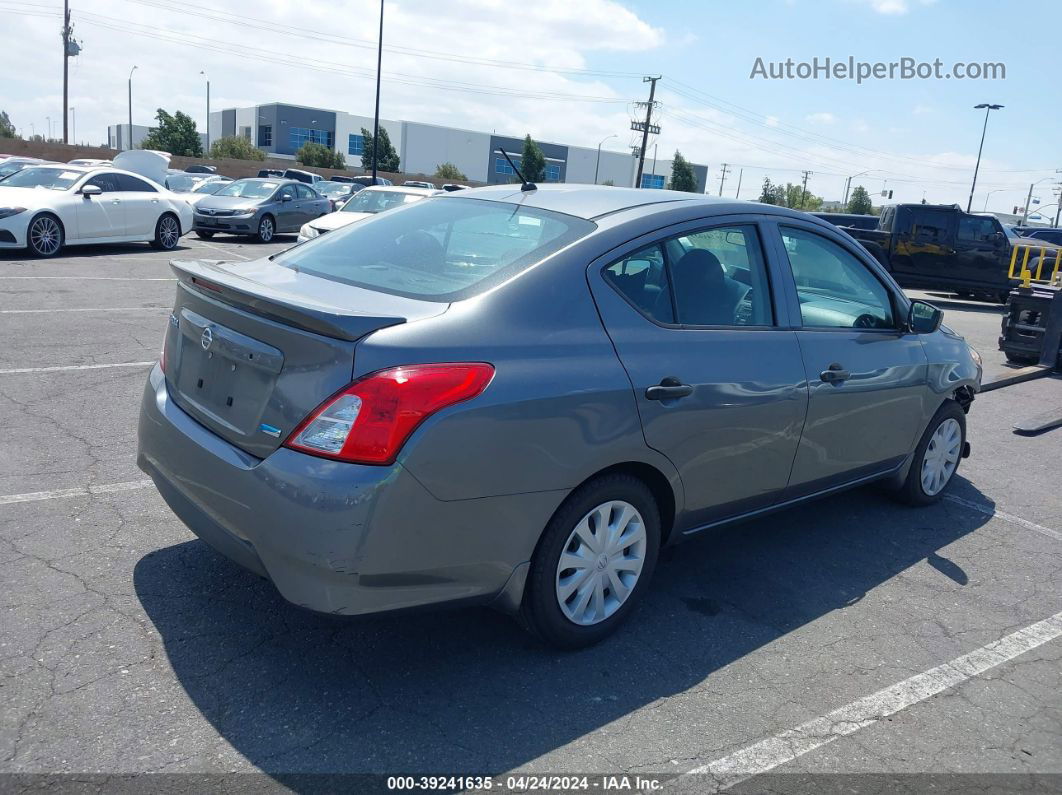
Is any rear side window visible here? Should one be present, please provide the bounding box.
[602,224,773,327]
[117,174,156,192]
[275,197,595,301]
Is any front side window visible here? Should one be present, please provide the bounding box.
[780,226,895,330]
[276,197,594,301]
[295,184,316,199]
[957,216,999,243]
[84,173,121,192]
[602,225,773,327]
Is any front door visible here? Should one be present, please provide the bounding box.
[75,173,125,239]
[589,219,808,529]
[773,223,928,496]
[274,184,300,231]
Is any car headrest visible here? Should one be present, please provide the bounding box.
[672,248,725,289]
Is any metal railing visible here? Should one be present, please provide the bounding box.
[1008,244,1062,287]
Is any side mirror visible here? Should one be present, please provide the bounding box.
[81,184,102,198]
[280,194,292,202]
[908,300,943,334]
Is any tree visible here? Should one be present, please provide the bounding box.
[140,109,203,157]
[434,162,466,181]
[209,135,265,161]
[758,177,782,205]
[520,134,546,183]
[669,150,697,192]
[360,127,400,172]
[0,111,15,138]
[847,185,873,215]
[295,142,345,169]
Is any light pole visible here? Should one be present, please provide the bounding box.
[370,0,384,182]
[200,70,210,153]
[967,103,1003,212]
[46,116,52,140]
[70,107,75,146]
[982,188,1006,212]
[594,133,617,184]
[127,65,137,151]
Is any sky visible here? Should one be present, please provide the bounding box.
[5,0,1061,214]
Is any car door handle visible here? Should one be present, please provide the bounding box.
[645,377,694,401]
[820,363,851,383]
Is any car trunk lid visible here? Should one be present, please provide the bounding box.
[165,257,447,458]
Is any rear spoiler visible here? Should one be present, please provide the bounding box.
[169,259,407,341]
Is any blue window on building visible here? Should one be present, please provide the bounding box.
[641,173,666,189]
[258,125,272,147]
[348,134,364,156]
[545,164,561,181]
[290,127,333,150]
[495,156,519,176]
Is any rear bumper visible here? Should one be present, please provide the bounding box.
[137,365,556,615]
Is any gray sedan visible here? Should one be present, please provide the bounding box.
[139,185,982,648]
[192,178,331,242]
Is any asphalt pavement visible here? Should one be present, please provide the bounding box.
[1,236,1060,792]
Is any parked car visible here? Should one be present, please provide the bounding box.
[403,180,435,189]
[67,158,112,167]
[845,203,1060,302]
[0,157,47,180]
[441,183,469,192]
[314,180,364,210]
[1020,227,1062,247]
[257,169,285,178]
[192,178,330,242]
[282,168,324,185]
[350,175,393,188]
[812,212,879,231]
[329,175,356,184]
[139,185,981,648]
[165,173,214,193]
[185,164,217,174]
[184,177,234,205]
[296,185,436,242]
[0,164,192,257]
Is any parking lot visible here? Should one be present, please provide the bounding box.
[1,236,1060,790]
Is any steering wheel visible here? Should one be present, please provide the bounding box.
[853,313,878,329]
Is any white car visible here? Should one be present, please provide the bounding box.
[297,185,437,243]
[67,158,112,167]
[0,164,194,257]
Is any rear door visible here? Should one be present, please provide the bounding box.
[770,221,928,496]
[75,172,125,238]
[588,216,808,529]
[116,173,162,237]
[295,183,323,225]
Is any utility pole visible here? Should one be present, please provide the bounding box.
[800,170,813,209]
[1022,182,1035,227]
[734,168,743,199]
[370,0,384,182]
[62,0,70,143]
[633,76,660,189]
[842,176,851,206]
[717,163,730,196]
[128,65,137,151]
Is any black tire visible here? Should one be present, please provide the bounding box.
[519,474,661,649]
[255,215,275,243]
[195,231,215,240]
[26,213,64,258]
[996,291,1011,305]
[891,401,966,506]
[1004,350,1038,365]
[149,213,181,250]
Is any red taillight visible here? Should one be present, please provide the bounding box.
[284,363,495,465]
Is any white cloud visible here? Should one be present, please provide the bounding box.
[765,115,780,127]
[805,112,837,125]
[849,0,936,14]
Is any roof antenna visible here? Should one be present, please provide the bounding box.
[496,147,536,192]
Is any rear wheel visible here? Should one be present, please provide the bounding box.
[26,213,64,258]
[150,213,181,250]
[892,401,966,506]
[255,215,275,243]
[520,474,660,649]
[195,231,215,240]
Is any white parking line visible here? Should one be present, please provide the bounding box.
[189,240,252,260]
[687,610,1062,790]
[0,276,176,281]
[0,479,154,506]
[944,494,1062,542]
[0,307,168,314]
[0,361,155,375]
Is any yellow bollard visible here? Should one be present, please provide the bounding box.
[1035,247,1047,281]
[1053,249,1062,284]
[1008,243,1019,279]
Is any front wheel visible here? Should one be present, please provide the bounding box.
[150,214,181,250]
[892,401,966,506]
[255,215,275,243]
[520,474,660,649]
[26,214,64,257]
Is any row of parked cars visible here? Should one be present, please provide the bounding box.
[0,150,462,257]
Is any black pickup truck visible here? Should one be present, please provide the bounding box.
[841,203,1059,302]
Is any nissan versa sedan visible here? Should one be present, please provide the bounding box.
[193,178,331,243]
[138,185,981,648]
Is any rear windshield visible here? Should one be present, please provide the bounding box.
[216,180,278,199]
[276,196,595,301]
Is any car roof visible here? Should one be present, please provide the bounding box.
[230,177,297,185]
[361,185,438,195]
